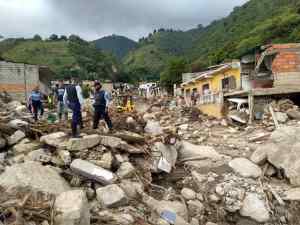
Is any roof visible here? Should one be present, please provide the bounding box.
[181,62,239,87]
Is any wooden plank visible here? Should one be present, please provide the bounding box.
[269,105,279,129]
[248,92,254,124]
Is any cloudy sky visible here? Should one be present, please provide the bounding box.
[0,0,248,41]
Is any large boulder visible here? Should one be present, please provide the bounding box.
[67,134,101,151]
[40,132,67,147]
[229,158,262,178]
[96,184,128,208]
[55,190,90,225]
[0,162,70,195]
[240,193,270,223]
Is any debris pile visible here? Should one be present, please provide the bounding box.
[1,94,300,225]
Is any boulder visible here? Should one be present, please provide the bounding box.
[96,184,128,208]
[181,188,196,200]
[12,138,41,154]
[283,188,300,201]
[0,137,6,149]
[119,180,144,199]
[55,190,90,225]
[40,132,67,147]
[92,152,113,169]
[0,162,70,195]
[229,158,262,178]
[7,119,29,129]
[240,193,270,223]
[70,159,116,185]
[287,109,300,120]
[54,190,91,225]
[116,162,135,179]
[250,144,274,165]
[144,120,163,135]
[67,134,101,151]
[275,112,288,123]
[8,130,25,145]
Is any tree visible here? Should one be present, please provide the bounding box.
[49,34,58,41]
[60,35,68,41]
[33,34,42,41]
[0,35,4,39]
[160,57,187,93]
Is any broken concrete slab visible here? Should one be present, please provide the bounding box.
[96,184,128,208]
[70,159,116,184]
[67,134,101,151]
[116,162,135,179]
[0,161,70,195]
[229,158,262,178]
[8,130,25,146]
[55,190,90,225]
[40,132,67,147]
[240,193,270,223]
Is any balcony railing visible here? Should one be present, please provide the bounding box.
[198,92,223,105]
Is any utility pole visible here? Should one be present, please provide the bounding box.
[24,64,27,101]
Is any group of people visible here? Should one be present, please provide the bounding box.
[28,79,113,138]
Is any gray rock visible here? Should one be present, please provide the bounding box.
[114,131,145,143]
[26,149,52,163]
[55,190,90,225]
[250,144,275,165]
[12,138,41,154]
[8,130,25,145]
[181,188,196,200]
[96,184,128,208]
[40,132,67,147]
[93,152,113,169]
[119,180,143,199]
[58,150,72,165]
[240,193,270,222]
[0,162,70,195]
[275,112,288,123]
[0,137,6,149]
[283,188,300,201]
[144,120,163,135]
[100,136,143,153]
[287,109,300,120]
[229,158,262,178]
[7,119,28,129]
[67,134,101,151]
[187,200,204,217]
[117,162,135,179]
[97,211,135,225]
[70,159,116,185]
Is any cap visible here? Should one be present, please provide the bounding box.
[94,81,101,87]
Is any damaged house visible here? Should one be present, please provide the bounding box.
[182,43,300,122]
[0,60,54,101]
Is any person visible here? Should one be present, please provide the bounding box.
[29,85,44,121]
[55,80,68,122]
[92,81,113,130]
[63,78,84,137]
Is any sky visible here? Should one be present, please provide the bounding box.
[0,0,248,41]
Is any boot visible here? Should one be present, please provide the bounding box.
[71,123,79,138]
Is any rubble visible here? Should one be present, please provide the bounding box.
[116,161,135,179]
[67,134,101,151]
[96,184,128,208]
[40,132,67,147]
[228,158,262,178]
[8,130,25,145]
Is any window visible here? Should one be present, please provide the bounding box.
[202,84,210,95]
[222,76,236,90]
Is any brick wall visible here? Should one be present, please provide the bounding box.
[272,52,300,73]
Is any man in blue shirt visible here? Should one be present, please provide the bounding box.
[55,80,68,122]
[29,85,44,122]
[93,81,113,130]
[63,78,84,137]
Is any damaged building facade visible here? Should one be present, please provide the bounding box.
[182,43,300,122]
[0,60,54,101]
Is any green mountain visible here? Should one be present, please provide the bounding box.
[0,36,119,81]
[94,35,137,60]
[124,0,300,79]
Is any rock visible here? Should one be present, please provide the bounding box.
[266,164,277,176]
[275,112,288,123]
[0,137,6,149]
[181,188,196,200]
[8,130,25,145]
[250,144,274,165]
[144,120,163,135]
[7,119,29,129]
[209,194,221,203]
[143,113,155,122]
[12,138,41,154]
[94,152,113,169]
[283,188,300,201]
[287,108,300,120]
[58,150,72,165]
[159,200,188,221]
[97,211,135,225]
[67,134,101,151]
[100,135,143,154]
[55,190,90,225]
[115,131,145,143]
[0,162,70,195]
[151,142,178,173]
[116,162,135,179]
[187,200,204,217]
[26,149,52,163]
[206,222,218,225]
[229,158,262,178]
[96,184,128,208]
[40,132,67,147]
[120,180,144,199]
[126,116,136,124]
[240,193,270,223]
[190,218,199,225]
[248,132,270,143]
[191,171,207,188]
[179,124,189,130]
[70,159,116,185]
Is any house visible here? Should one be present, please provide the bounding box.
[0,60,54,101]
[181,61,241,118]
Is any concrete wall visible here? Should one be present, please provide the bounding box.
[0,61,40,101]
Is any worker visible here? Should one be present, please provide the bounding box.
[92,81,113,130]
[55,80,68,122]
[63,78,84,137]
[29,85,44,122]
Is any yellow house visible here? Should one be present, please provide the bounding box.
[181,62,241,118]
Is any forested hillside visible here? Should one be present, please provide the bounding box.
[124,0,300,80]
